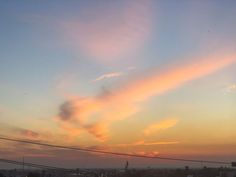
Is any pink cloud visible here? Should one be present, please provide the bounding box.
[15,128,40,139]
[64,0,153,62]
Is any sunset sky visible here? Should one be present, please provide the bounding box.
[0,0,236,168]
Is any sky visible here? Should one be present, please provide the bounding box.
[0,0,236,168]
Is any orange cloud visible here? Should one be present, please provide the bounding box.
[17,128,40,139]
[84,122,109,142]
[143,119,178,136]
[57,120,81,137]
[58,98,102,124]
[132,151,159,157]
[64,0,153,62]
[115,53,236,103]
[57,53,236,141]
[115,140,179,147]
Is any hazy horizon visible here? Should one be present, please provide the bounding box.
[0,0,236,168]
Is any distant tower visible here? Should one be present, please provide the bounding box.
[22,157,25,171]
[125,161,129,171]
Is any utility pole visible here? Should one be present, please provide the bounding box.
[22,157,25,172]
[125,161,129,171]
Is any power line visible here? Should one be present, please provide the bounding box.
[0,158,67,170]
[0,135,231,165]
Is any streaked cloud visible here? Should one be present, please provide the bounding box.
[92,66,136,82]
[64,0,153,62]
[132,151,159,157]
[57,53,236,141]
[115,140,179,147]
[143,119,178,136]
[116,53,236,103]
[10,127,55,143]
[14,128,40,139]
[92,72,124,82]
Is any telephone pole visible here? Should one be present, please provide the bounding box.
[22,157,25,172]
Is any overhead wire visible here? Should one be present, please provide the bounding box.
[0,135,231,165]
[0,158,68,170]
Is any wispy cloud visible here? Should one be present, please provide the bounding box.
[92,66,136,82]
[224,84,236,93]
[131,151,160,157]
[115,140,179,147]
[56,53,236,141]
[92,72,124,82]
[143,119,178,136]
[84,122,109,142]
[127,66,137,71]
[14,128,40,139]
[64,0,153,62]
